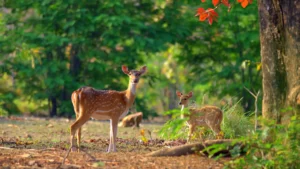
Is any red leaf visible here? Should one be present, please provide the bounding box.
[208,17,213,25]
[196,7,205,16]
[241,0,249,8]
[238,0,251,8]
[199,13,209,21]
[208,8,218,17]
[221,0,230,7]
[212,0,220,6]
[201,0,206,2]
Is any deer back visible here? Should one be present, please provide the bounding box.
[75,87,128,118]
[188,106,223,127]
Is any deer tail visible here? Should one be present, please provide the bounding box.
[71,88,83,116]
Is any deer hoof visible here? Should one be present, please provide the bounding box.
[71,146,77,152]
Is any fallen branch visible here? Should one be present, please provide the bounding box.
[147,139,243,157]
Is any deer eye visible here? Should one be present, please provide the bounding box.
[184,98,187,100]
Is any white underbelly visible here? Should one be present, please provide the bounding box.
[91,114,110,120]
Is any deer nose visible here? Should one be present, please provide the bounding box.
[179,102,182,105]
[133,79,139,83]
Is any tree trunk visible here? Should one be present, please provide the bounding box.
[258,0,300,123]
[70,45,81,77]
[49,96,57,117]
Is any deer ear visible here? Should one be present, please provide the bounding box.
[176,91,182,97]
[188,91,193,98]
[140,66,147,74]
[122,65,129,74]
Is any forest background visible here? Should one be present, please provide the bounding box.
[0,0,261,118]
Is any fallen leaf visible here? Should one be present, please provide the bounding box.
[19,154,32,158]
[28,160,36,165]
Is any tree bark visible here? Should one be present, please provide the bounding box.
[258,0,300,123]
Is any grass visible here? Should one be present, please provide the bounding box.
[222,100,254,139]
[0,117,162,151]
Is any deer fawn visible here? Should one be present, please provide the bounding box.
[118,112,143,128]
[70,65,147,152]
[176,91,223,141]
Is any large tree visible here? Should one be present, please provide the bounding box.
[258,0,300,122]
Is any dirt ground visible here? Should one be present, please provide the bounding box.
[0,116,230,169]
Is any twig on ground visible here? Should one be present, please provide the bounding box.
[80,149,97,161]
[61,146,72,165]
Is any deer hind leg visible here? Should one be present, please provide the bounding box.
[188,125,195,142]
[70,113,90,152]
[210,124,223,139]
[77,127,82,151]
[215,125,224,139]
[74,113,82,152]
[107,117,118,152]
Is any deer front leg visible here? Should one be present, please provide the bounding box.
[107,118,118,152]
[187,124,195,142]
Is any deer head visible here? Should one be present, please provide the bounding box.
[122,65,147,84]
[176,91,193,107]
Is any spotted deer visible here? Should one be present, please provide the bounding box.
[70,65,147,152]
[176,91,223,141]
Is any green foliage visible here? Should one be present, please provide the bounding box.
[0,0,261,117]
[203,116,300,169]
[158,109,187,140]
[222,99,254,138]
[228,116,300,168]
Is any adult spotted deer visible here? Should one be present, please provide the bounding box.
[70,65,147,152]
[176,91,223,141]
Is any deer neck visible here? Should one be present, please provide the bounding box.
[181,105,185,119]
[181,105,185,112]
[125,82,137,107]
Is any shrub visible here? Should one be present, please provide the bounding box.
[222,100,254,139]
[222,115,300,169]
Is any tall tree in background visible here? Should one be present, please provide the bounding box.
[258,0,300,122]
[1,0,192,117]
[196,0,300,122]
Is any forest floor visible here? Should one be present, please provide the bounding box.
[0,116,230,169]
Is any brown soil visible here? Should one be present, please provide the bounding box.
[0,148,229,169]
[0,117,230,168]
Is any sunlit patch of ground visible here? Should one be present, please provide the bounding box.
[0,117,229,168]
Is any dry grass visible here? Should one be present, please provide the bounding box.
[0,116,229,169]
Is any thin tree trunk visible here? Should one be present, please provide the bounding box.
[49,96,57,117]
[70,45,81,77]
[258,0,300,123]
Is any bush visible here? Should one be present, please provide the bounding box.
[158,109,187,140]
[222,116,300,169]
[222,100,254,139]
